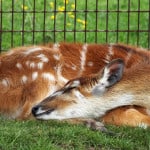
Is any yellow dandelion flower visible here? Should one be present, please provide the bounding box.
[67,23,71,26]
[67,12,73,15]
[50,15,55,20]
[81,20,87,25]
[64,0,69,4]
[71,4,75,9]
[77,19,83,23]
[21,5,28,11]
[58,6,65,12]
[70,15,74,18]
[50,2,54,8]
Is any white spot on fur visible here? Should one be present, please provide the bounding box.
[24,47,42,55]
[16,63,22,69]
[1,79,9,87]
[21,75,28,84]
[30,62,36,68]
[71,65,77,70]
[25,61,30,66]
[87,61,94,67]
[53,54,60,60]
[37,62,44,69]
[106,44,114,61]
[53,43,60,50]
[42,73,55,81]
[79,44,88,76]
[32,72,38,81]
[37,54,49,63]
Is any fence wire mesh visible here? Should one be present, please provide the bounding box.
[0,0,150,52]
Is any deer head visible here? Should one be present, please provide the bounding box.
[32,59,125,120]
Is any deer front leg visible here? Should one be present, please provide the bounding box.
[61,118,113,134]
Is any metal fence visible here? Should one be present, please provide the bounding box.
[0,0,150,52]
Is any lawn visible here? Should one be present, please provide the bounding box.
[0,118,150,150]
[0,0,150,149]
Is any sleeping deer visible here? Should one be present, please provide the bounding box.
[0,43,150,129]
[32,58,150,130]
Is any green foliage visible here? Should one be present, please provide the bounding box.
[1,0,150,50]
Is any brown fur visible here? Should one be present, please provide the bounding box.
[0,43,150,127]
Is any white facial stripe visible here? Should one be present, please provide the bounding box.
[32,72,38,81]
[24,47,42,55]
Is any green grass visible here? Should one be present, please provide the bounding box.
[0,118,150,150]
[1,0,150,149]
[1,0,150,51]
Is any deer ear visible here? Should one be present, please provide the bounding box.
[103,58,124,87]
[92,59,124,96]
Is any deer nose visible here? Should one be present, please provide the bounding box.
[32,105,39,116]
